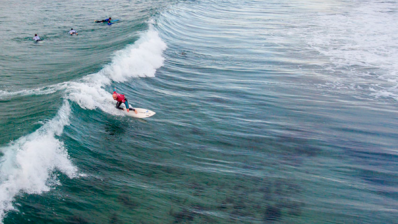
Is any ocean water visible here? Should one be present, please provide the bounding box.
[1,0,398,223]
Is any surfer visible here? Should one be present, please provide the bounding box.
[96,17,111,23]
[69,28,78,35]
[113,88,137,114]
[33,34,41,42]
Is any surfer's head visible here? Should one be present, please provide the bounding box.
[35,34,37,36]
[71,28,73,30]
[109,17,111,20]
[112,93,117,100]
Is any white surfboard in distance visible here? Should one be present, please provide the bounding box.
[123,108,156,118]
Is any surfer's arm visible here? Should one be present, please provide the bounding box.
[124,101,130,112]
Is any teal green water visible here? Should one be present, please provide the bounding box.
[1,0,398,223]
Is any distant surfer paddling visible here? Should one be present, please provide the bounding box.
[113,88,137,114]
[33,34,42,42]
[96,17,112,23]
[69,28,78,35]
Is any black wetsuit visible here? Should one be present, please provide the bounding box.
[96,19,110,23]
[116,99,129,110]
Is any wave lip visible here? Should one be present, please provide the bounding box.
[103,27,167,82]
[68,24,167,114]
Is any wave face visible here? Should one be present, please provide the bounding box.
[66,26,167,113]
[0,17,167,224]
[1,0,398,223]
[0,102,76,221]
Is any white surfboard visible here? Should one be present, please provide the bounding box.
[124,108,156,118]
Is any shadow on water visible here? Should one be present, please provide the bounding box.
[276,132,322,157]
[67,215,89,224]
[104,120,126,136]
[264,206,281,222]
[117,194,139,210]
[345,143,398,199]
[170,208,195,223]
[109,212,122,224]
[139,127,317,223]
[190,127,205,135]
[162,173,306,223]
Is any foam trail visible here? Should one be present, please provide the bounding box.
[0,101,78,221]
[0,82,68,100]
[0,24,167,222]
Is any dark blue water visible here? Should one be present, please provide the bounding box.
[1,0,398,223]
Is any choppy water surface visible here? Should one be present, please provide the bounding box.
[1,0,398,223]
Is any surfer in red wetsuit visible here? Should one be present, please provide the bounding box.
[112,88,137,114]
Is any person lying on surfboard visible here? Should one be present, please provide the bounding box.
[96,17,112,23]
[112,88,137,114]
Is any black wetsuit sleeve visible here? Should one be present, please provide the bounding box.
[116,101,123,110]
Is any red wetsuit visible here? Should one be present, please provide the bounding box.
[113,91,130,110]
[113,91,126,102]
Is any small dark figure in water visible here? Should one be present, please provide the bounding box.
[96,17,111,23]
[33,34,41,42]
[69,28,78,35]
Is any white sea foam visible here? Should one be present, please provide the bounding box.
[0,24,167,222]
[300,0,398,101]
[0,82,68,100]
[103,28,167,82]
[0,102,77,221]
[67,25,166,113]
